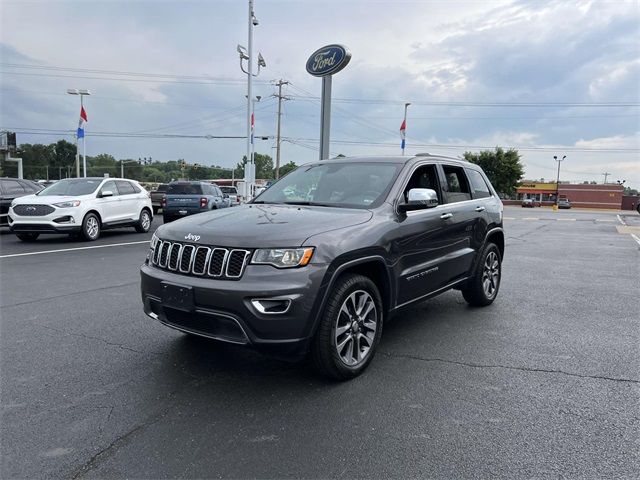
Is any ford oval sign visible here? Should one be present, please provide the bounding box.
[306,44,351,77]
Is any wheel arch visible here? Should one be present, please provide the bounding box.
[485,227,504,260]
[83,209,102,225]
[309,255,393,339]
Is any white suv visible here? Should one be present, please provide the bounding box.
[9,177,153,242]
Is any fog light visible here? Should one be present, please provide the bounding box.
[251,298,291,314]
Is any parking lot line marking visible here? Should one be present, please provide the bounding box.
[503,217,516,220]
[0,240,150,259]
[557,218,577,221]
[617,214,627,226]
[522,217,539,221]
[631,234,640,247]
[595,219,616,222]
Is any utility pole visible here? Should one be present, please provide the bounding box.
[273,79,289,179]
[602,172,611,184]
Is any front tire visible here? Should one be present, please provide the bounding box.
[311,274,383,380]
[81,213,101,241]
[16,233,39,242]
[135,209,152,233]
[461,242,501,306]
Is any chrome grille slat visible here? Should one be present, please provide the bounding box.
[152,241,250,280]
[226,249,250,278]
[168,243,182,271]
[208,248,228,277]
[192,247,210,275]
[179,245,195,273]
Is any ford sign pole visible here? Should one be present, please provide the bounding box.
[306,45,351,160]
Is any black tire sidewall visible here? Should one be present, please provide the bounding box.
[137,209,151,232]
[313,274,384,380]
[463,242,501,305]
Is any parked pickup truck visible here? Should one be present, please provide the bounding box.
[162,181,230,223]
[150,184,168,214]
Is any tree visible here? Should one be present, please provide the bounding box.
[277,161,298,177]
[463,147,524,196]
[236,153,274,180]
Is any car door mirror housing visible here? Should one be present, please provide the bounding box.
[100,190,114,198]
[399,188,439,212]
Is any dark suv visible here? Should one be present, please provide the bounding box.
[141,155,504,379]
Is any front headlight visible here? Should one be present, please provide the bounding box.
[53,200,81,208]
[251,247,314,268]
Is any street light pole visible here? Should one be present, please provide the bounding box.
[237,1,266,200]
[554,155,566,204]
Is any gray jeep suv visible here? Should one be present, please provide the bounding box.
[140,155,504,380]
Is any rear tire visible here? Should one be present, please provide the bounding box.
[81,213,101,241]
[461,242,501,307]
[162,214,172,223]
[311,274,383,380]
[153,206,159,215]
[135,209,152,233]
[16,233,39,242]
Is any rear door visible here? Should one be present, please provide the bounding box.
[465,167,494,246]
[436,163,477,285]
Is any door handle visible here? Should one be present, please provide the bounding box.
[440,213,453,220]
[475,206,486,212]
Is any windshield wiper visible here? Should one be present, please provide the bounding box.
[283,201,332,207]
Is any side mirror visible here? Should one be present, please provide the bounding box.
[399,188,438,212]
[100,190,114,198]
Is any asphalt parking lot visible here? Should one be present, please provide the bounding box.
[1,206,639,479]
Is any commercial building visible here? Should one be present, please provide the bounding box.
[515,182,624,209]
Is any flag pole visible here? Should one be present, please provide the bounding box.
[401,102,410,156]
[81,95,87,177]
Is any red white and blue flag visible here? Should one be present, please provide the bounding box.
[399,119,406,150]
[77,106,88,139]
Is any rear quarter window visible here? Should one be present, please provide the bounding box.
[466,169,492,199]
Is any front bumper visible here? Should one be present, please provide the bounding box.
[8,209,82,233]
[140,261,329,358]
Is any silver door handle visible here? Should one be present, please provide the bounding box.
[475,206,486,212]
[440,213,453,220]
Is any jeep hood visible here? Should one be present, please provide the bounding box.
[158,204,373,248]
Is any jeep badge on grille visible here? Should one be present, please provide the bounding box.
[184,233,201,242]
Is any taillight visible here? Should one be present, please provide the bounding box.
[200,197,207,208]
[161,196,166,207]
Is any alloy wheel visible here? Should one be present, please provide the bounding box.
[334,290,377,366]
[141,211,151,230]
[482,251,500,299]
[86,216,99,239]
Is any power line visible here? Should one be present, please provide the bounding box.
[288,94,640,108]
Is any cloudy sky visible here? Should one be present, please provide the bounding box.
[1,0,639,186]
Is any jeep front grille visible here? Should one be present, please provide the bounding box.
[152,241,251,280]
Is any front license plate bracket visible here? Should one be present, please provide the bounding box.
[161,282,194,312]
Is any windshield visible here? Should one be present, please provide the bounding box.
[220,186,237,194]
[37,179,102,196]
[167,183,203,195]
[253,162,401,209]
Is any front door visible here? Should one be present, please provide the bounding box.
[391,163,453,306]
[96,180,124,222]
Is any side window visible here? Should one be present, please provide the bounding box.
[19,181,39,193]
[466,169,492,199]
[215,186,223,196]
[442,165,472,203]
[130,182,141,193]
[100,181,119,196]
[3,180,26,195]
[401,164,442,204]
[116,180,135,195]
